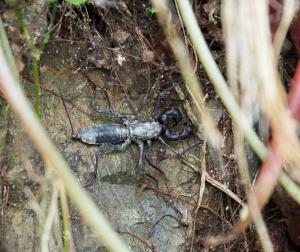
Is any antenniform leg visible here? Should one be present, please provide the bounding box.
[159,137,202,156]
[92,88,135,121]
[96,108,134,121]
[158,137,180,156]
[150,83,184,120]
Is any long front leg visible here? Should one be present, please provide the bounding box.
[158,137,180,156]
[94,140,131,177]
[92,88,135,121]
[159,137,202,156]
[96,108,134,121]
[145,140,152,159]
[94,146,102,178]
[136,140,145,174]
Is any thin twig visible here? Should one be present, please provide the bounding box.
[194,143,207,214]
[180,156,245,208]
[32,57,41,118]
[59,89,74,136]
[119,231,153,251]
[190,142,207,252]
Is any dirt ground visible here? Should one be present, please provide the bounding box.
[0,0,299,251]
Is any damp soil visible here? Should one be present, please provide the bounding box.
[0,1,297,251]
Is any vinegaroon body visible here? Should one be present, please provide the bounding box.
[73,103,193,173]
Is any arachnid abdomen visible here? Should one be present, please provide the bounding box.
[73,124,129,144]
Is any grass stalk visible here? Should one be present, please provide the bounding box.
[0,18,20,82]
[41,181,58,252]
[15,5,42,118]
[39,171,52,251]
[32,57,41,118]
[59,183,74,252]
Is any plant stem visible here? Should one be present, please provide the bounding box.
[32,57,41,118]
[15,5,42,118]
[59,183,73,252]
[0,18,20,82]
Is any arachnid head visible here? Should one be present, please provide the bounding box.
[129,121,163,141]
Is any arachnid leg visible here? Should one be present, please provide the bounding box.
[92,88,135,121]
[92,87,114,111]
[150,93,161,120]
[136,140,145,174]
[92,87,112,120]
[180,140,203,155]
[145,140,152,158]
[96,108,134,121]
[94,140,131,176]
[150,83,184,120]
[159,137,180,156]
[143,140,153,170]
[94,146,102,178]
[144,140,165,175]
[101,139,131,152]
[159,137,202,157]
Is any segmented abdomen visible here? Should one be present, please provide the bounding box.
[74,124,129,145]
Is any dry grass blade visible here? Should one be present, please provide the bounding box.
[249,1,300,168]
[194,143,207,214]
[181,156,245,208]
[0,18,19,82]
[175,0,267,159]
[273,0,297,60]
[222,1,276,249]
[190,143,207,252]
[59,181,75,252]
[41,182,59,252]
[204,0,300,248]
[172,0,300,248]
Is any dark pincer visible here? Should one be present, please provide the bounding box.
[158,108,193,141]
